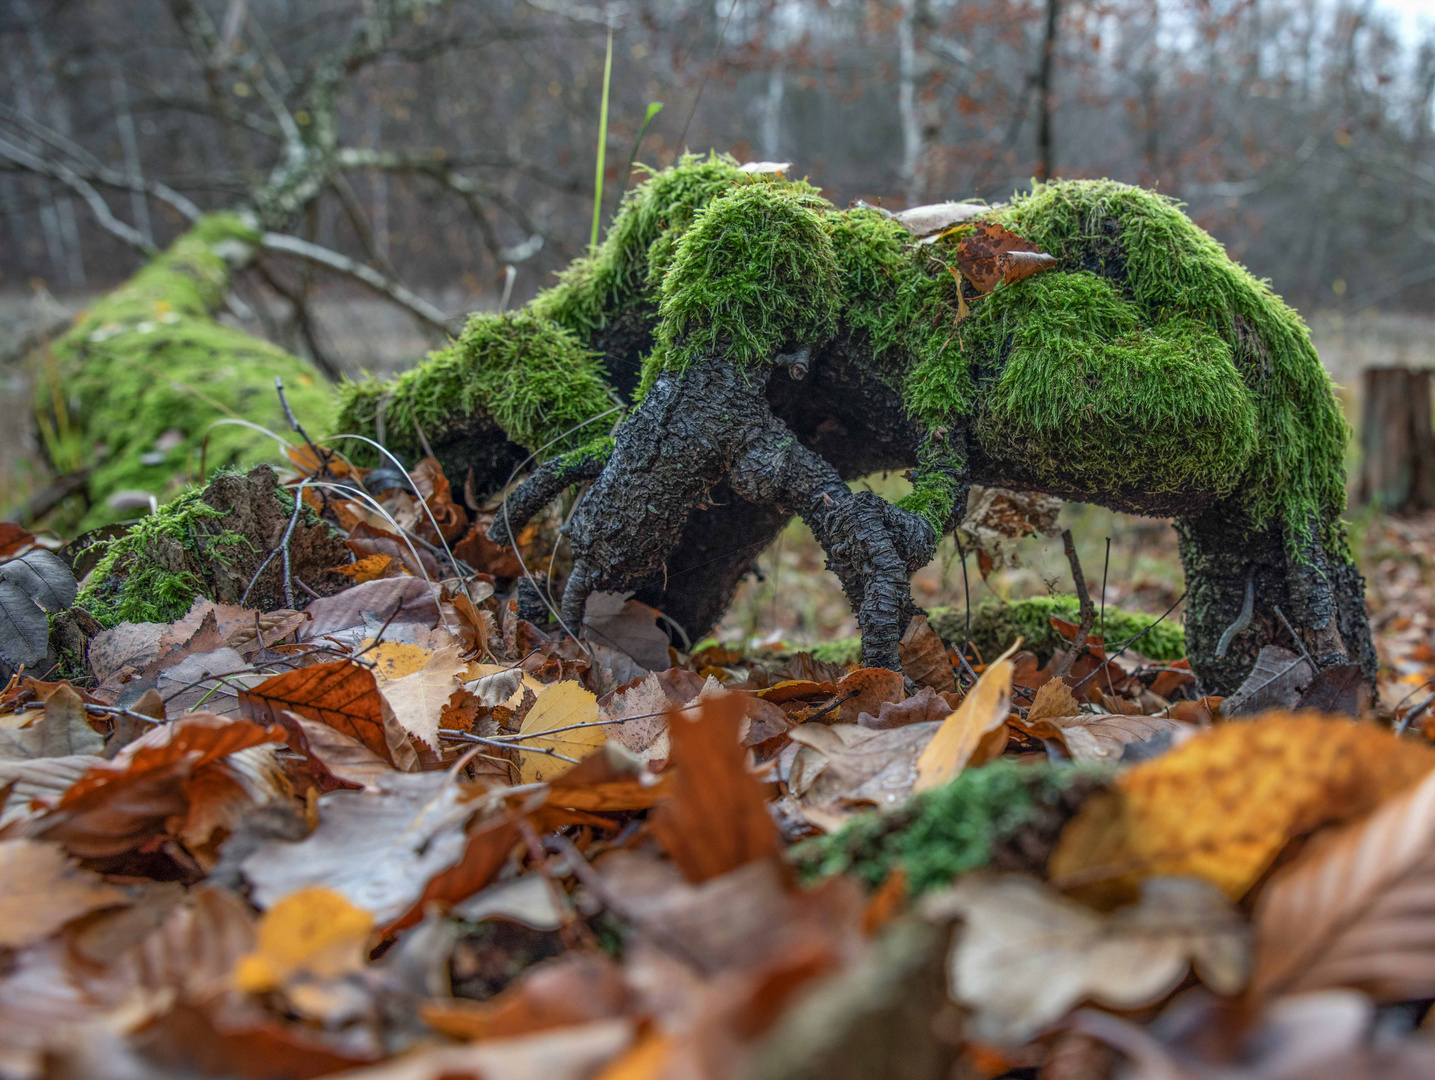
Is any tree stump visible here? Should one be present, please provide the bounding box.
[1357,367,1435,514]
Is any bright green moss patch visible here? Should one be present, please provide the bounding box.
[554,435,615,472]
[45,214,332,530]
[334,311,616,464]
[649,179,842,373]
[982,180,1349,546]
[76,486,249,627]
[966,272,1259,498]
[531,152,745,338]
[791,759,1107,894]
[928,594,1187,664]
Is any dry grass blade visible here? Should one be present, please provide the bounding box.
[1250,765,1435,1002]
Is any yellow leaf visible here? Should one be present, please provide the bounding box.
[334,554,393,583]
[516,680,603,784]
[1051,712,1435,905]
[234,887,372,993]
[378,643,465,750]
[913,640,1019,792]
[365,640,433,682]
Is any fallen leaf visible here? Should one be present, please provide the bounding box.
[348,521,441,580]
[0,683,103,760]
[599,672,671,761]
[650,693,783,883]
[834,667,907,723]
[1219,645,1314,716]
[892,200,987,236]
[856,685,961,729]
[236,887,374,1022]
[334,554,395,583]
[1026,678,1080,724]
[515,680,605,784]
[279,712,393,792]
[240,660,400,766]
[241,771,491,923]
[1050,713,1435,903]
[30,713,287,858]
[955,220,1058,295]
[367,640,437,681]
[582,592,672,672]
[899,615,956,693]
[787,721,941,813]
[87,621,166,682]
[453,517,524,578]
[0,839,128,948]
[1250,764,1435,1002]
[1012,711,1196,764]
[913,643,1018,793]
[925,873,1248,1045]
[420,952,630,1040]
[377,643,466,751]
[300,577,442,648]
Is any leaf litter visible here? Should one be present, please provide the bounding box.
[5,452,1435,1078]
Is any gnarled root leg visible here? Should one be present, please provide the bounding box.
[487,445,610,548]
[1176,511,1376,698]
[560,357,936,671]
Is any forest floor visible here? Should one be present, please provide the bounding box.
[1,437,1434,1080]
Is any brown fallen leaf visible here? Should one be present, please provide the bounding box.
[898,615,956,693]
[420,952,630,1041]
[0,683,103,760]
[334,554,395,583]
[30,713,287,858]
[786,720,941,816]
[1011,710,1196,764]
[1051,713,1435,904]
[0,839,128,948]
[834,668,908,724]
[1249,764,1435,1003]
[857,685,961,729]
[925,873,1248,1045]
[241,770,490,923]
[377,642,466,751]
[453,516,524,578]
[913,642,1018,793]
[650,693,783,884]
[347,520,441,580]
[240,660,402,767]
[956,220,1058,295]
[278,711,392,792]
[581,592,672,672]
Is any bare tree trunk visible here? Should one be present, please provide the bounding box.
[897,0,934,205]
[1035,0,1061,181]
[1357,367,1435,514]
[762,68,785,161]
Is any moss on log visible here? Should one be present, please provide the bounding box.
[43,214,333,529]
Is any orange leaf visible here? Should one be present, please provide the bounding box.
[239,661,396,765]
[332,554,394,583]
[650,693,783,883]
[913,642,1018,793]
[956,220,1058,296]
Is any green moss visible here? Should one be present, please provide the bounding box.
[810,637,863,666]
[554,435,615,472]
[966,272,1259,498]
[334,311,617,464]
[75,484,252,627]
[976,180,1348,547]
[44,214,331,530]
[928,595,1187,664]
[648,178,842,374]
[531,152,745,337]
[791,759,1105,894]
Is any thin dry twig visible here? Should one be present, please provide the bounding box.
[1052,529,1096,680]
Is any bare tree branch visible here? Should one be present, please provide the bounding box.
[0,135,155,253]
[259,231,457,333]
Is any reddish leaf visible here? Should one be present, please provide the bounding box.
[650,693,783,883]
[453,516,524,578]
[956,220,1058,295]
[239,660,396,765]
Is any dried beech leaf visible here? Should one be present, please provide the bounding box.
[377,642,465,751]
[1251,766,1435,1002]
[1051,713,1435,903]
[899,614,956,693]
[240,660,396,765]
[1012,711,1196,764]
[0,839,128,948]
[955,220,1057,295]
[515,680,604,784]
[927,873,1247,1045]
[913,644,1017,793]
[650,693,782,883]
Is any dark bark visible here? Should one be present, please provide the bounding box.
[1356,367,1435,514]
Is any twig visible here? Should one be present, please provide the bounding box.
[241,476,305,608]
[1071,591,1188,692]
[443,731,579,763]
[1272,604,1317,673]
[1099,537,1110,643]
[274,376,333,476]
[1052,529,1096,680]
[1396,692,1435,737]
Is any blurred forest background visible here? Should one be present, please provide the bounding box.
[1,0,1433,649]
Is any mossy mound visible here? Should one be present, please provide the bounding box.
[970,272,1259,497]
[77,465,349,627]
[334,310,616,468]
[43,214,333,530]
[928,594,1187,664]
[963,180,1345,547]
[790,758,1109,894]
[649,178,841,374]
[530,152,746,339]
